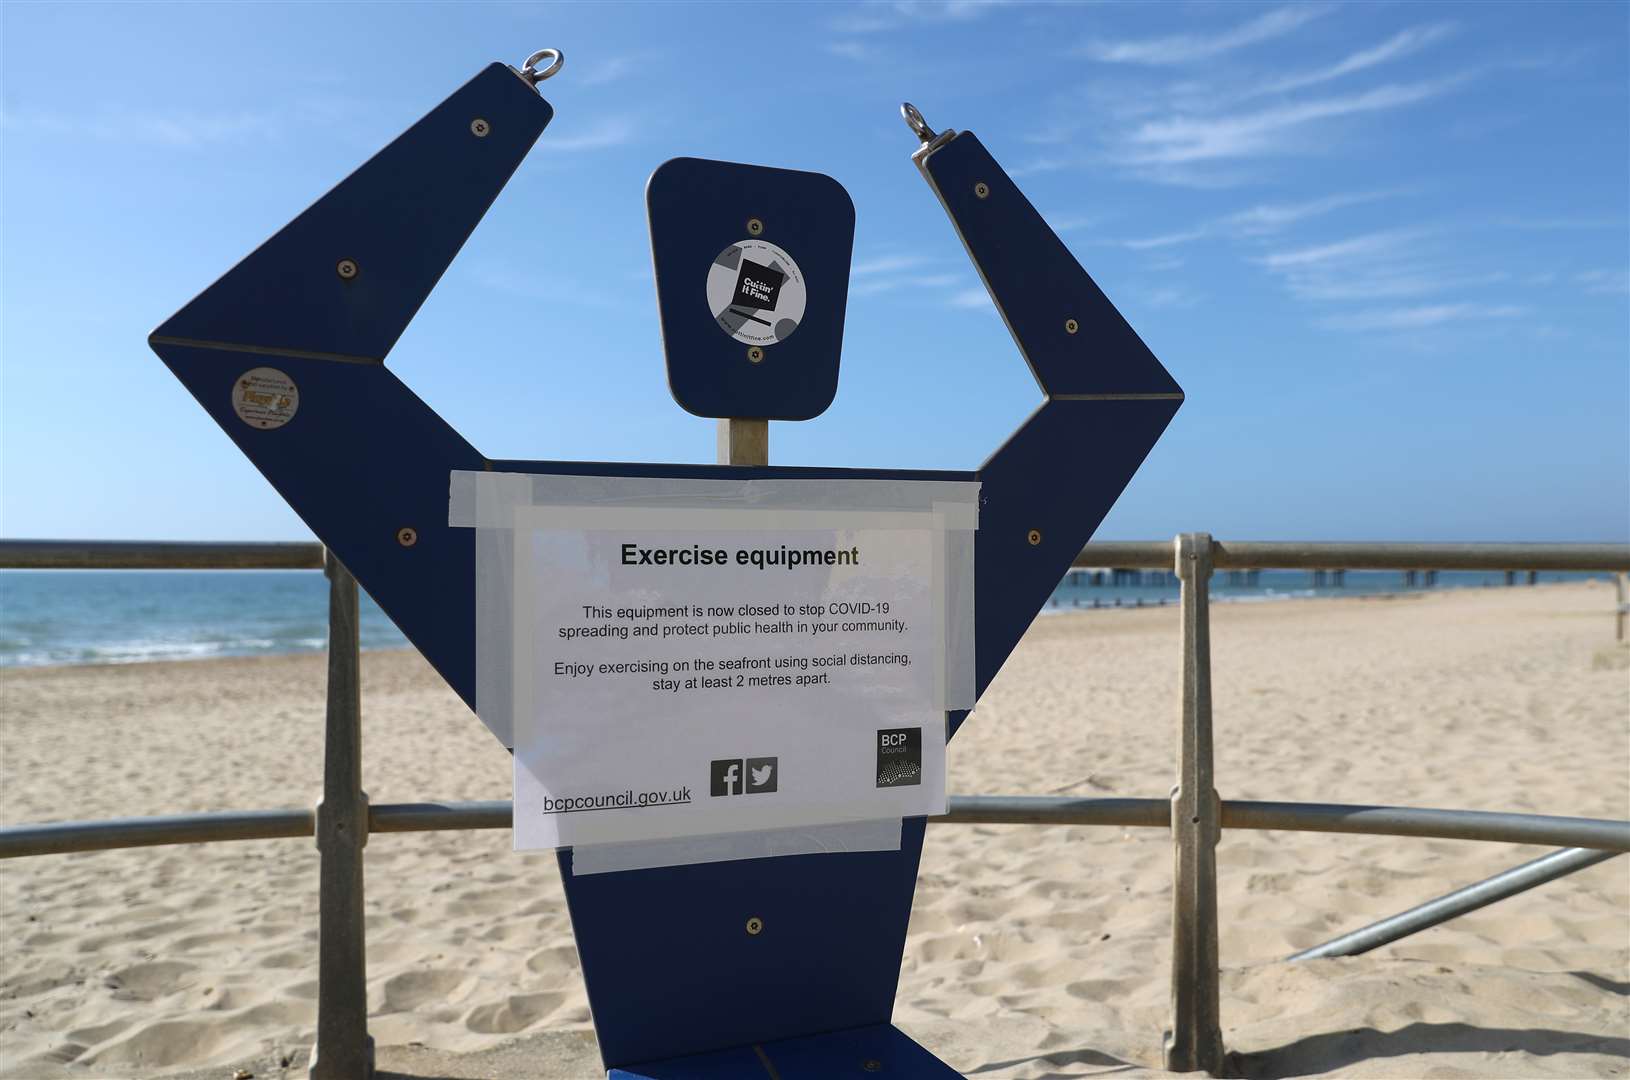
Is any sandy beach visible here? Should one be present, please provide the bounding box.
[2,582,1626,1079]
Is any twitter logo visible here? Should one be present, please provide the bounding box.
[745,756,778,794]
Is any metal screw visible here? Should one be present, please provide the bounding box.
[470,118,491,138]
[396,527,418,548]
[747,346,765,364]
[1027,528,1042,546]
[974,181,990,199]
[862,1061,883,1073]
[336,259,359,281]
[747,217,765,236]
[745,916,763,935]
[1065,318,1079,334]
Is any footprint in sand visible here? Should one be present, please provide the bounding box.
[523,944,581,975]
[375,969,469,1013]
[280,977,320,1001]
[234,999,316,1028]
[67,1018,134,1045]
[170,930,240,953]
[20,1041,88,1068]
[105,960,197,1001]
[463,991,566,1034]
[88,1018,231,1068]
[75,920,189,952]
[257,950,307,971]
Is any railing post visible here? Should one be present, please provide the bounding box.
[309,551,374,1080]
[1165,533,1224,1075]
[1615,572,1626,643]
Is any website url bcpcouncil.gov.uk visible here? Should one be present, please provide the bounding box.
[538,787,693,815]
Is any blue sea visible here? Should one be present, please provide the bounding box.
[0,572,408,668]
[0,568,1607,668]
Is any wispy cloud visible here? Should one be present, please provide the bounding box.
[853,254,934,276]
[1116,74,1472,165]
[1047,213,1109,232]
[1,104,282,147]
[1292,269,1509,303]
[1318,302,1526,331]
[906,0,1010,19]
[544,116,636,152]
[1131,285,1205,310]
[1255,227,1512,303]
[827,1,1009,62]
[1494,215,1629,232]
[1124,228,1207,251]
[1577,268,1630,296]
[849,254,970,298]
[1021,125,1074,147]
[830,0,1008,34]
[578,56,638,87]
[1082,5,1329,66]
[829,12,896,34]
[467,265,619,309]
[948,287,992,309]
[852,272,964,297]
[1257,23,1456,96]
[1259,228,1420,270]
[1034,12,1487,188]
[1218,190,1398,234]
[826,40,880,62]
[1009,157,1070,178]
[1113,189,1400,258]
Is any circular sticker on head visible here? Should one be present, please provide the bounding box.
[232,367,299,430]
[706,239,807,346]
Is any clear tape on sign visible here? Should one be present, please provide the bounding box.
[472,523,518,747]
[451,472,980,529]
[569,817,903,876]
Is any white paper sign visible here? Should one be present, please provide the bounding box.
[509,510,951,850]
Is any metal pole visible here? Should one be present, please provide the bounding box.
[1289,847,1620,961]
[309,551,374,1080]
[1070,541,1630,573]
[7,799,1625,859]
[1616,572,1626,643]
[1220,801,1630,850]
[0,809,315,857]
[1165,533,1224,1075]
[937,796,1169,829]
[0,538,326,570]
[717,418,768,467]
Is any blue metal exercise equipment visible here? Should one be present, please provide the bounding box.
[150,54,1181,1080]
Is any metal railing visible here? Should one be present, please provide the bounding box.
[2,536,1627,1078]
[7,795,1625,859]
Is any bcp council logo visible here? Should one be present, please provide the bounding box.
[876,728,922,788]
[710,757,778,797]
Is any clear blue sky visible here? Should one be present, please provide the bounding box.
[3,1,1626,542]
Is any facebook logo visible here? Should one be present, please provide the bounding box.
[710,759,743,797]
[711,756,779,796]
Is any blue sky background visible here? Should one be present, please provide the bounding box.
[3,1,1626,542]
